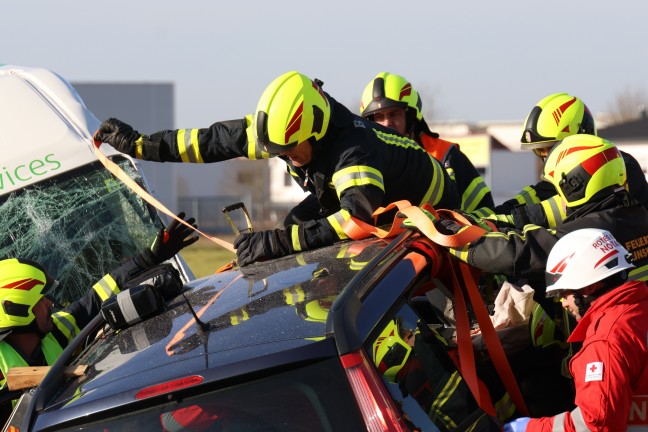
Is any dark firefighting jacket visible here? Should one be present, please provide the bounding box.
[450,197,648,293]
[135,94,460,254]
[418,132,494,213]
[472,150,648,229]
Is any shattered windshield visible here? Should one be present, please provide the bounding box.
[0,157,162,306]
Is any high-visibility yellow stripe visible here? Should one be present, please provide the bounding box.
[290,225,302,252]
[630,265,648,281]
[372,128,423,150]
[420,153,446,206]
[134,136,144,159]
[462,177,490,213]
[326,210,350,240]
[540,195,566,228]
[471,206,495,218]
[175,129,204,163]
[93,274,120,302]
[513,186,540,206]
[52,311,80,342]
[428,371,462,429]
[332,166,384,196]
[494,392,516,422]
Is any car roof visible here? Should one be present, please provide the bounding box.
[44,237,396,415]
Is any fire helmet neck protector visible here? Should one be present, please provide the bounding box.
[360,72,423,122]
[545,228,634,295]
[0,258,56,331]
[542,134,626,208]
[372,318,413,383]
[254,71,330,156]
[520,93,596,150]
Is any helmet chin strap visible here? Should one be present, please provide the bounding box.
[572,293,591,318]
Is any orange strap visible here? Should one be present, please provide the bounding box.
[448,257,491,414]
[92,140,236,253]
[452,258,530,417]
[342,200,488,248]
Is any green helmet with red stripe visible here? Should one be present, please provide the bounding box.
[0,258,56,330]
[542,134,626,207]
[521,93,596,150]
[254,71,330,156]
[360,72,423,121]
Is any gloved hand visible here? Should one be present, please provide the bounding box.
[150,212,199,263]
[399,208,436,231]
[434,219,462,235]
[94,118,141,156]
[234,230,290,267]
[503,417,531,432]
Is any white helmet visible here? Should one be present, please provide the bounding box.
[545,228,634,295]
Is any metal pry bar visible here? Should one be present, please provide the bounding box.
[222,202,254,235]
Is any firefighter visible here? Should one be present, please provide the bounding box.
[360,72,494,213]
[0,213,197,422]
[95,71,460,267]
[419,134,648,296]
[373,318,500,430]
[476,93,648,226]
[504,228,648,431]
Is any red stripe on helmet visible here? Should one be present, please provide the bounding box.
[549,253,574,274]
[594,250,619,269]
[285,102,303,143]
[581,147,620,176]
[399,84,412,101]
[1,278,43,291]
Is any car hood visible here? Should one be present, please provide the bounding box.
[49,238,390,409]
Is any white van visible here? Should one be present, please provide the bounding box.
[0,64,193,305]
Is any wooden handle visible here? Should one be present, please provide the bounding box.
[6,365,87,391]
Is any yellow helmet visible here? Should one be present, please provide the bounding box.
[295,296,334,323]
[0,258,56,331]
[372,318,414,383]
[542,134,626,208]
[360,72,423,121]
[254,71,330,155]
[520,93,596,150]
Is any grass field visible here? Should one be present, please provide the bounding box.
[179,235,237,278]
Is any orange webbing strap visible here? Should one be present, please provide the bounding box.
[341,200,412,240]
[448,256,493,415]
[342,201,489,248]
[453,258,530,417]
[92,140,236,253]
[396,205,487,247]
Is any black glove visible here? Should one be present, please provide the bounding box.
[150,212,199,263]
[434,219,462,235]
[234,230,291,267]
[95,118,141,156]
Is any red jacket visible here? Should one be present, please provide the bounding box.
[528,280,648,431]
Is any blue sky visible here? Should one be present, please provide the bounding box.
[3,1,647,127]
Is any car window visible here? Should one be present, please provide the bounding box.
[51,357,366,432]
[367,302,499,432]
[0,158,162,306]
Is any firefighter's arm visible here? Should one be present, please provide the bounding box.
[453,225,557,278]
[445,147,494,212]
[96,116,266,163]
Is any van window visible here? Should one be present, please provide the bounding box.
[0,158,162,306]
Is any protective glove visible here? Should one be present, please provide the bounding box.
[434,219,462,235]
[503,417,530,432]
[399,208,436,231]
[150,212,199,263]
[95,118,141,156]
[234,230,291,267]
